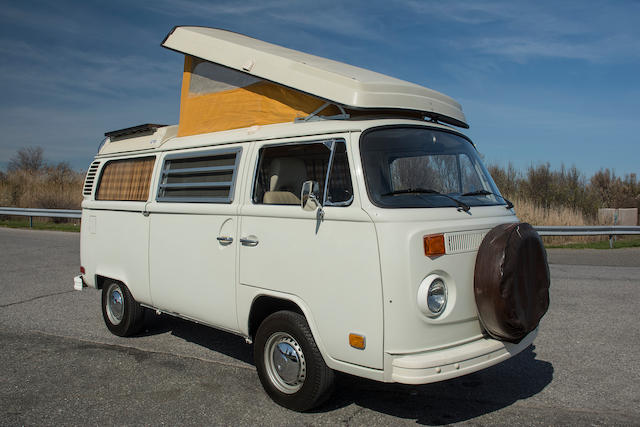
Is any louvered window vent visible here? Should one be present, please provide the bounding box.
[157,148,242,203]
[83,161,101,196]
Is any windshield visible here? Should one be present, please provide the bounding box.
[360,126,503,209]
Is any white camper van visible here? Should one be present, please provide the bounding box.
[78,26,550,411]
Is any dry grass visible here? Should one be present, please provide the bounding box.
[511,197,605,245]
[0,169,84,224]
[512,197,591,226]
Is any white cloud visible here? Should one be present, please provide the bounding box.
[469,37,599,62]
[399,0,640,63]
[264,9,385,42]
[143,0,385,42]
[0,2,83,34]
[144,0,290,17]
[0,38,179,103]
[461,97,637,132]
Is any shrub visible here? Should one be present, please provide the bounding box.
[0,147,84,211]
[489,163,639,221]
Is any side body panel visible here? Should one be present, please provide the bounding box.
[237,133,385,370]
[80,201,152,304]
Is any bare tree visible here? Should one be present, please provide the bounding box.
[8,146,45,173]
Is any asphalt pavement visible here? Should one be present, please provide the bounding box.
[1,227,639,425]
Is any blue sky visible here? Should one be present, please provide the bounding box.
[0,0,638,178]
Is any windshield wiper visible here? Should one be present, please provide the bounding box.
[381,188,470,212]
[460,189,514,209]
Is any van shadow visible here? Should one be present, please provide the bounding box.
[139,313,552,424]
[139,312,254,365]
[317,345,553,424]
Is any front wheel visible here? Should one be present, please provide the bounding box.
[101,280,145,337]
[254,311,334,411]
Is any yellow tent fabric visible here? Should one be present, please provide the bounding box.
[178,56,339,137]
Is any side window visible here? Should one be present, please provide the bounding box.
[157,148,241,203]
[326,142,353,205]
[96,157,155,201]
[253,140,352,206]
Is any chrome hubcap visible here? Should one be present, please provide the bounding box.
[106,283,124,325]
[264,332,306,394]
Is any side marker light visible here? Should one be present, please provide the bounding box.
[349,333,366,350]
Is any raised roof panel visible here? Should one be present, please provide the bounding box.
[162,26,468,128]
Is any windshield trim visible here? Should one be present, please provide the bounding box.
[359,124,501,210]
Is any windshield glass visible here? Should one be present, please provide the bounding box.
[360,127,503,208]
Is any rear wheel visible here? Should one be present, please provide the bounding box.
[101,280,145,337]
[254,311,334,411]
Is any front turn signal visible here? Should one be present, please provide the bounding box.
[424,234,446,257]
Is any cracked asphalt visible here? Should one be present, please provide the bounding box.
[1,227,639,425]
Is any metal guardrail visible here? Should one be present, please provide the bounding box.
[534,225,640,236]
[1,207,639,247]
[0,207,81,227]
[535,225,640,248]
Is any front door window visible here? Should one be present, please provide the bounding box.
[253,140,353,207]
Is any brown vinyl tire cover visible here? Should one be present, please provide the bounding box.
[474,222,550,343]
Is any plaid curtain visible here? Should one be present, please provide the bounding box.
[96,157,155,201]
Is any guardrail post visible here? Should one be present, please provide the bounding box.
[609,234,613,249]
[29,216,33,228]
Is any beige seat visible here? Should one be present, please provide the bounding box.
[263,157,308,205]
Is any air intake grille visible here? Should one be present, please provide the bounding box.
[445,230,489,254]
[83,161,101,196]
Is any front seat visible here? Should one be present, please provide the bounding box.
[263,157,308,205]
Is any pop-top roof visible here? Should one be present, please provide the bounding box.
[162,26,468,128]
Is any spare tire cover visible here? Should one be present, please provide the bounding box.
[474,222,550,343]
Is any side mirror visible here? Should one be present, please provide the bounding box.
[301,180,321,211]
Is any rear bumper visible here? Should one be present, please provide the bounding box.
[389,329,537,384]
[73,275,86,290]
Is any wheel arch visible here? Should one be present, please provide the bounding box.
[245,293,335,367]
[94,269,144,302]
[95,274,127,290]
[95,274,111,290]
[240,288,385,381]
[248,295,304,339]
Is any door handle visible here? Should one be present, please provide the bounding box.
[216,236,233,243]
[240,237,259,246]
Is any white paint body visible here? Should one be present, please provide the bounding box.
[80,118,534,384]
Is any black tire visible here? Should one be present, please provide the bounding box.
[254,310,334,411]
[101,280,145,337]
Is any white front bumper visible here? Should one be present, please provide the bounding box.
[389,329,537,384]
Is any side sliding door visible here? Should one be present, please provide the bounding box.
[147,144,246,332]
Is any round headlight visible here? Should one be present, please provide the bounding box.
[427,279,447,316]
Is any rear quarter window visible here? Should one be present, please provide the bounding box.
[96,157,155,201]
